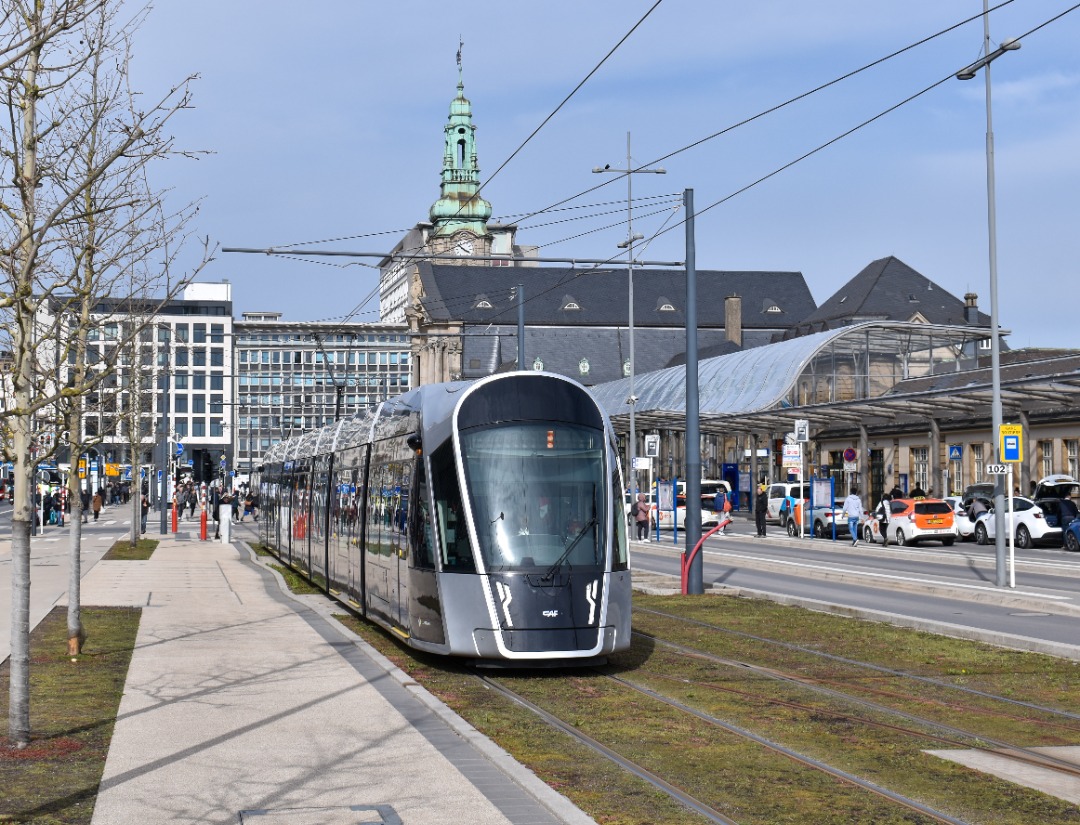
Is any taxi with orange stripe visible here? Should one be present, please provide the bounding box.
[862,497,958,547]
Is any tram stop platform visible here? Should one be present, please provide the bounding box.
[68,526,596,825]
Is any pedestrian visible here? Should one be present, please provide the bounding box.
[243,492,254,521]
[231,490,241,522]
[634,493,650,542]
[43,490,54,525]
[910,483,926,498]
[209,484,222,539]
[81,488,90,523]
[92,490,102,522]
[713,487,731,536]
[889,484,905,500]
[843,487,864,546]
[754,483,768,537]
[188,485,198,519]
[876,492,892,547]
[140,492,150,534]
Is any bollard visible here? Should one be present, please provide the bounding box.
[172,496,179,533]
[200,507,208,541]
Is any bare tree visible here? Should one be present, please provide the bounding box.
[1,0,209,747]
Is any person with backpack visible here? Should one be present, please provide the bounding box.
[713,487,732,536]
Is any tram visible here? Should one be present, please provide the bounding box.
[255,372,632,664]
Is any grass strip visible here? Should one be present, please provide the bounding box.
[101,539,158,561]
[0,606,141,824]
[268,563,323,595]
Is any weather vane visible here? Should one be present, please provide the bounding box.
[456,36,463,84]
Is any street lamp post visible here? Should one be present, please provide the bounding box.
[158,324,171,536]
[594,133,665,500]
[956,3,1020,588]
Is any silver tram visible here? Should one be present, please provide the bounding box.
[254,372,632,663]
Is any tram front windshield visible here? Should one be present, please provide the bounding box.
[460,423,607,573]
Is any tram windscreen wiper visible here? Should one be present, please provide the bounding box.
[542,516,597,581]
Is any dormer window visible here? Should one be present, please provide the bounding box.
[655,297,676,312]
[474,294,493,310]
[761,297,783,313]
[561,295,581,311]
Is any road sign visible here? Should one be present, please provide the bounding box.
[175,443,185,457]
[632,457,651,470]
[986,463,1009,475]
[948,444,963,461]
[794,419,809,443]
[187,459,194,467]
[842,447,857,463]
[105,463,120,477]
[644,434,660,458]
[782,444,801,469]
[78,459,86,479]
[1000,424,1023,463]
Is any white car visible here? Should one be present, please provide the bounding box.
[946,495,990,541]
[973,496,1061,549]
[785,502,850,538]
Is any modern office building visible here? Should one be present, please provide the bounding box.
[233,313,411,473]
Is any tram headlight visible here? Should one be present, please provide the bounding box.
[546,430,555,449]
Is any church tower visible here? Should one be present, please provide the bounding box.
[428,59,493,261]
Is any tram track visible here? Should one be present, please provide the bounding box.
[634,605,1080,724]
[633,631,1080,782]
[480,669,971,825]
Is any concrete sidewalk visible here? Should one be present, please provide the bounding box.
[70,530,594,825]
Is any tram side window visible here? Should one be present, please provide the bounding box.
[410,457,436,569]
[430,443,475,572]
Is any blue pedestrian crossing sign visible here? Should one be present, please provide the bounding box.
[1000,424,1023,463]
[948,444,963,461]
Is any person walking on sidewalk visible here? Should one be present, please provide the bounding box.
[633,493,650,542]
[140,492,150,534]
[843,487,864,546]
[92,490,103,522]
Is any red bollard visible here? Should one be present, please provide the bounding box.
[172,496,179,533]
[200,507,208,541]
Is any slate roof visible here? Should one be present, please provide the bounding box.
[416,263,817,328]
[783,256,991,338]
[458,326,779,386]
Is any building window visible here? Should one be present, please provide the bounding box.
[210,418,223,437]
[175,395,188,414]
[911,446,928,493]
[192,396,205,414]
[174,419,188,437]
[1040,440,1053,479]
[174,324,189,343]
[210,394,223,414]
[193,349,206,367]
[949,456,962,496]
[192,419,205,437]
[210,324,224,344]
[193,374,205,390]
[193,324,206,343]
[210,373,223,390]
[174,348,189,366]
[1067,441,1078,479]
[972,443,985,484]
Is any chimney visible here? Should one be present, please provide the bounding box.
[963,292,979,325]
[725,294,743,347]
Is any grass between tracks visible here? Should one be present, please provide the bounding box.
[101,538,158,561]
[338,593,1080,825]
[0,606,140,824]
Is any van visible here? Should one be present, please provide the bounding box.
[766,483,809,525]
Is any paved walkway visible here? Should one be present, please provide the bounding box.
[64,528,594,825]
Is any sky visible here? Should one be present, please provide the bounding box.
[128,0,1080,349]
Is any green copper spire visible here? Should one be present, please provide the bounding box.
[430,45,491,238]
